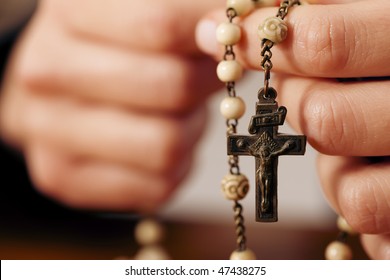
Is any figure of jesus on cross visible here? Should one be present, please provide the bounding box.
[249,134,294,213]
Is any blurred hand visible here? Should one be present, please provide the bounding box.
[0,0,224,212]
[196,0,390,259]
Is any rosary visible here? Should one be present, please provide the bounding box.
[130,0,358,260]
[216,0,357,260]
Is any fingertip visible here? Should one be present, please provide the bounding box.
[361,234,390,260]
[195,18,218,56]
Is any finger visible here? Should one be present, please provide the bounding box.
[274,75,390,156]
[23,95,207,175]
[26,144,192,212]
[361,234,390,260]
[317,154,390,234]
[40,0,225,53]
[18,33,220,114]
[197,0,390,77]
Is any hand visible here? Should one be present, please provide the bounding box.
[196,0,390,259]
[0,0,224,212]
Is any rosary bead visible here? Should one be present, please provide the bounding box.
[134,219,165,246]
[337,216,358,236]
[134,245,170,260]
[230,248,257,260]
[220,96,246,120]
[216,22,242,46]
[217,60,243,82]
[258,16,288,44]
[221,173,250,200]
[226,0,255,16]
[325,241,353,260]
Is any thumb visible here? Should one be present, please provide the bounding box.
[195,4,278,69]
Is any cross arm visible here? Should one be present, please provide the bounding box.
[227,135,258,156]
[275,134,306,155]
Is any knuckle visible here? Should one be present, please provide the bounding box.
[341,175,390,234]
[23,104,52,140]
[14,43,58,93]
[294,13,349,75]
[28,151,64,200]
[148,121,184,174]
[303,90,349,154]
[153,59,196,113]
[144,4,182,51]
[303,88,365,155]
[153,58,198,114]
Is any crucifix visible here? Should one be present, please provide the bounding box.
[227,87,306,222]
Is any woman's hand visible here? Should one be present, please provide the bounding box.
[0,0,224,213]
[196,0,390,259]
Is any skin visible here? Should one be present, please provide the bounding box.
[196,0,390,259]
[0,0,225,212]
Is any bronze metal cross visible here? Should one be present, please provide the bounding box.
[228,88,306,222]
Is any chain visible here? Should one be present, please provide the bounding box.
[277,0,300,19]
[233,201,247,251]
[221,4,249,254]
[222,6,241,176]
[218,0,304,260]
[260,0,301,98]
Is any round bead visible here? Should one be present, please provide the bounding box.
[134,245,170,260]
[216,22,242,45]
[217,60,243,82]
[337,216,357,236]
[221,173,249,200]
[220,96,246,120]
[230,248,257,260]
[258,17,288,44]
[325,241,353,260]
[134,219,165,246]
[227,0,255,16]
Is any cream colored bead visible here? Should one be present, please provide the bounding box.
[325,241,353,260]
[337,216,357,236]
[220,96,246,120]
[230,248,257,260]
[221,173,249,200]
[226,0,255,16]
[217,60,243,82]
[258,17,288,44]
[216,22,242,45]
[134,245,170,260]
[135,219,165,246]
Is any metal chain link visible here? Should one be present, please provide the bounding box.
[260,0,301,98]
[221,6,248,254]
[222,6,241,175]
[277,0,301,20]
[233,201,247,251]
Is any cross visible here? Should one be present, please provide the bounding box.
[228,88,306,222]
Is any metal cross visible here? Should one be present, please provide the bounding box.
[228,88,306,222]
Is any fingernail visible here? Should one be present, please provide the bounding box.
[195,19,218,55]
